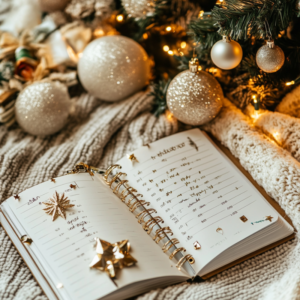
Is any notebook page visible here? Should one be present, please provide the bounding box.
[116,128,280,273]
[4,173,184,300]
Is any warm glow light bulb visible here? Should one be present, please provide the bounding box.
[166,26,172,32]
[181,41,186,49]
[168,50,174,55]
[116,14,124,22]
[163,45,169,52]
[286,81,295,86]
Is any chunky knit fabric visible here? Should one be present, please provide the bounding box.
[0,94,299,300]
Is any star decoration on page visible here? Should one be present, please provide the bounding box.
[265,216,273,222]
[42,191,75,221]
[127,154,138,163]
[14,194,20,201]
[90,238,137,278]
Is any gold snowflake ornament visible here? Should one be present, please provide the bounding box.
[43,191,75,221]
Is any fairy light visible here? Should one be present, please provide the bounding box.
[163,45,169,52]
[198,10,204,17]
[286,81,295,86]
[198,66,202,71]
[168,50,174,56]
[143,33,148,39]
[116,15,124,22]
[166,26,172,32]
[166,110,173,121]
[180,41,187,49]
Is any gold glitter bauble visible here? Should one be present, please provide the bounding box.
[211,36,243,70]
[78,36,151,102]
[121,0,155,19]
[15,81,70,136]
[256,41,285,73]
[166,70,223,126]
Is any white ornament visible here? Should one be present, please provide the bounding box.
[15,81,71,136]
[78,36,151,102]
[211,36,243,70]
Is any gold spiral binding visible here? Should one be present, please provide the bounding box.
[104,164,122,182]
[108,172,127,188]
[136,209,157,224]
[129,200,150,212]
[143,216,164,235]
[176,254,195,270]
[127,194,143,206]
[103,164,195,271]
[113,180,128,194]
[169,247,186,260]
[153,227,173,244]
[162,238,179,253]
[120,187,137,202]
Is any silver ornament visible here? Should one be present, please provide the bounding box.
[256,40,285,73]
[15,81,70,136]
[78,36,151,102]
[167,58,223,126]
[211,36,243,70]
[121,0,155,19]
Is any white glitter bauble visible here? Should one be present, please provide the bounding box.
[256,40,285,73]
[167,69,223,126]
[121,0,155,19]
[211,36,243,70]
[15,81,71,136]
[78,36,151,102]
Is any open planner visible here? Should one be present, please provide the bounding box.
[0,128,295,300]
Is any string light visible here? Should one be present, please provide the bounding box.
[166,26,172,32]
[180,41,186,49]
[166,110,173,121]
[163,45,169,52]
[198,10,204,17]
[198,66,202,71]
[168,50,174,56]
[286,81,295,86]
[116,15,124,22]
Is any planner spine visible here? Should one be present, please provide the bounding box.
[103,164,195,272]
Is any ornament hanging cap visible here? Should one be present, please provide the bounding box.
[189,57,199,73]
[267,39,275,49]
[222,35,231,43]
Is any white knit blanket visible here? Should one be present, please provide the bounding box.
[1,93,300,300]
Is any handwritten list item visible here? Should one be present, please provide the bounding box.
[117,128,280,273]
[6,173,184,300]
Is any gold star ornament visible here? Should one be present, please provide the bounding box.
[43,191,75,221]
[90,238,137,278]
[265,216,273,222]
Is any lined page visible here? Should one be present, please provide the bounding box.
[117,129,280,273]
[5,173,184,300]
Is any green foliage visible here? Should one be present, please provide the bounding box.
[150,78,171,117]
[212,0,297,40]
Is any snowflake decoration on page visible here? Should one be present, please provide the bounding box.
[42,191,75,221]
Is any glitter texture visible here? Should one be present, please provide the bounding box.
[211,39,243,70]
[15,81,70,136]
[78,36,151,102]
[166,70,223,126]
[121,0,155,19]
[256,44,285,73]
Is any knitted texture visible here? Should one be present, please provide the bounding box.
[254,110,300,162]
[276,84,300,118]
[1,94,300,300]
